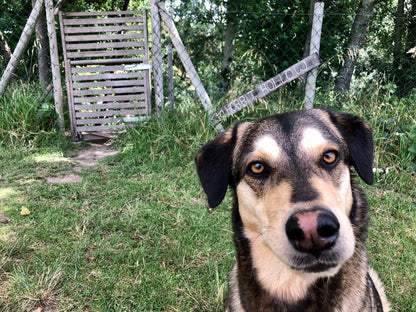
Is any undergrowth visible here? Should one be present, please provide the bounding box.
[0,81,415,311]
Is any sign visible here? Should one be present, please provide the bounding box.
[124,64,152,71]
[211,53,321,125]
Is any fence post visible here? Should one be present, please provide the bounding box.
[0,0,44,96]
[304,2,324,110]
[151,0,164,116]
[45,0,64,131]
[157,2,223,132]
[167,43,174,107]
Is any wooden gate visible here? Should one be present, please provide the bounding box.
[59,10,151,141]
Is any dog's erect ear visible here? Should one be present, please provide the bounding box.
[328,110,374,185]
[195,127,236,208]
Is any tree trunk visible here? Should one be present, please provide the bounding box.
[219,22,235,93]
[122,0,130,11]
[393,0,405,69]
[335,0,378,93]
[406,0,416,52]
[33,0,50,90]
[219,1,238,94]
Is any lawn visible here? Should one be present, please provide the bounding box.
[0,100,415,311]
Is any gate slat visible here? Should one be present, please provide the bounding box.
[73,93,145,104]
[66,41,145,51]
[72,79,144,89]
[64,24,144,34]
[76,109,146,118]
[74,101,147,111]
[67,49,145,59]
[70,58,145,66]
[73,86,145,96]
[63,16,144,26]
[72,71,144,81]
[59,9,151,140]
[64,32,144,42]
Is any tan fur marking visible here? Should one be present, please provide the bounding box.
[244,228,318,303]
[300,127,341,157]
[251,135,281,162]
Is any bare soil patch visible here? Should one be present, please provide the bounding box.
[45,143,118,184]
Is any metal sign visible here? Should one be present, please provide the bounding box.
[211,53,321,125]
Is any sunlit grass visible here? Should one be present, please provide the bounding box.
[0,81,415,311]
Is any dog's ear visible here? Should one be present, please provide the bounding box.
[327,109,374,185]
[195,127,236,208]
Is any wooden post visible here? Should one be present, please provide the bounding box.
[151,0,164,116]
[0,0,44,96]
[45,0,64,131]
[157,2,223,132]
[58,11,77,140]
[167,43,174,108]
[304,2,324,110]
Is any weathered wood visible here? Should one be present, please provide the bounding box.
[71,72,144,82]
[211,53,321,125]
[71,64,146,73]
[304,2,324,110]
[73,86,145,96]
[45,0,64,130]
[76,124,135,132]
[141,10,152,116]
[65,32,144,42]
[60,9,151,140]
[67,49,145,59]
[73,94,145,104]
[157,2,223,131]
[64,24,144,34]
[59,10,77,140]
[0,0,44,96]
[66,41,145,51]
[151,0,164,114]
[74,101,146,111]
[75,109,146,118]
[72,79,144,88]
[167,43,174,107]
[64,10,144,17]
[63,16,144,26]
[70,58,145,66]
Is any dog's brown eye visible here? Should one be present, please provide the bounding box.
[250,162,265,175]
[323,151,338,164]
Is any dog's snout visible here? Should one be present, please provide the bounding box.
[285,209,339,254]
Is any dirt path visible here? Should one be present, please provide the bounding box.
[46,143,118,184]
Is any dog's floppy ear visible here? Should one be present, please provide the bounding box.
[195,127,236,208]
[328,109,374,185]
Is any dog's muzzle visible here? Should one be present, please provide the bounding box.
[285,208,341,272]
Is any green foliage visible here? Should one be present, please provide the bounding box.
[0,82,68,149]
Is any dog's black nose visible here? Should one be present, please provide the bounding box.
[285,209,339,254]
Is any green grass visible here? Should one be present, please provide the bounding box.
[0,86,415,311]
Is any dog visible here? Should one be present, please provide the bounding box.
[195,108,390,311]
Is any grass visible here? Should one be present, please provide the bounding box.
[0,84,415,311]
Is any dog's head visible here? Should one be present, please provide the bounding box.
[196,108,373,276]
